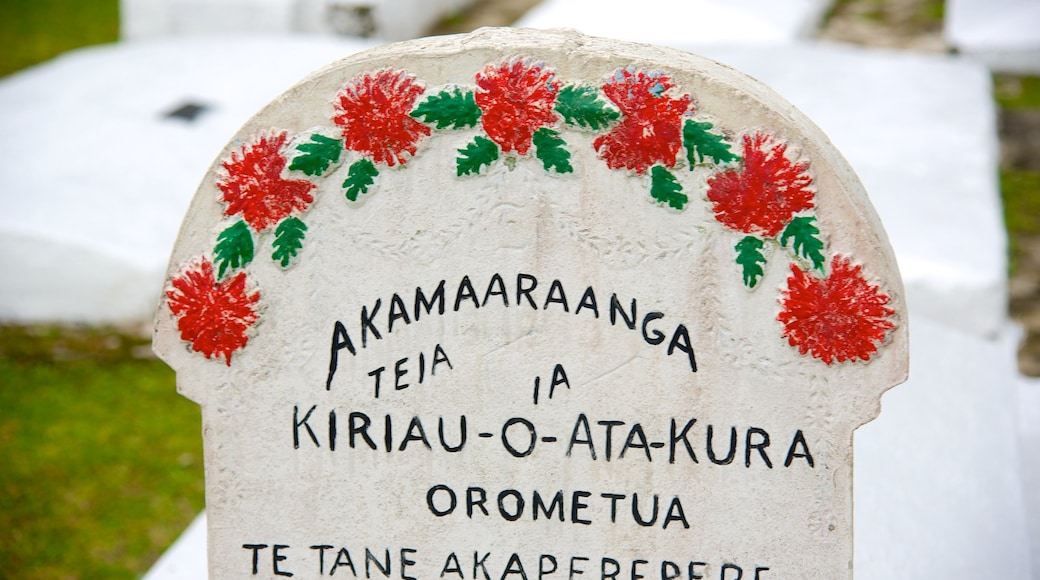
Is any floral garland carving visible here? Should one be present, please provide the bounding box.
[165,58,896,366]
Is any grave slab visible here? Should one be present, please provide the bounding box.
[516,0,832,46]
[0,37,375,325]
[945,0,1040,74]
[155,28,907,579]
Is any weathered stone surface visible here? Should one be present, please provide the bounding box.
[154,28,907,579]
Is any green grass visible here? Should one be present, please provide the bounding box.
[995,75,1040,110]
[0,326,204,579]
[0,0,119,78]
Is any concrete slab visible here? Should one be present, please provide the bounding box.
[516,0,832,45]
[0,37,376,325]
[945,0,1040,74]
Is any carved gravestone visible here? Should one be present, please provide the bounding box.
[154,28,908,579]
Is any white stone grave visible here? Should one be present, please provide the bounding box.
[155,28,907,579]
[121,0,475,41]
[945,0,1040,74]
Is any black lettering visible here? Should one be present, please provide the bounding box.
[332,548,357,575]
[401,549,417,580]
[667,324,697,372]
[294,405,319,448]
[502,554,528,580]
[669,419,698,464]
[784,430,815,468]
[539,555,558,579]
[567,414,596,460]
[597,420,624,461]
[399,416,432,451]
[745,428,772,468]
[641,312,665,345]
[474,552,492,580]
[441,553,463,579]
[707,425,737,465]
[454,275,480,311]
[600,493,624,523]
[427,485,456,516]
[432,344,453,374]
[516,274,539,309]
[754,568,769,579]
[349,412,377,450]
[415,280,446,320]
[619,424,651,461]
[609,294,636,329]
[243,544,268,575]
[631,493,658,527]
[721,564,742,580]
[273,545,293,577]
[467,487,489,517]
[483,273,509,307]
[326,321,355,390]
[310,545,333,576]
[575,286,599,318]
[395,358,409,390]
[630,559,647,580]
[498,489,525,521]
[600,558,620,580]
[384,414,393,452]
[439,416,467,452]
[502,417,537,457]
[533,490,564,521]
[661,561,680,580]
[388,293,411,333]
[366,548,390,578]
[571,491,592,525]
[569,557,588,579]
[550,364,570,396]
[369,366,386,399]
[663,497,689,529]
[329,410,337,452]
[361,300,382,347]
[688,562,707,579]
[543,279,569,311]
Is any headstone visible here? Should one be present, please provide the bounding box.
[153,28,908,579]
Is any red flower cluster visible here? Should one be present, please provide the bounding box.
[166,258,260,366]
[333,69,431,166]
[475,59,560,155]
[778,255,895,364]
[218,131,316,232]
[594,68,692,174]
[706,132,814,237]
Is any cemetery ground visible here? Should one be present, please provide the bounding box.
[0,0,1037,578]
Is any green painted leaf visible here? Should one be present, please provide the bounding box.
[214,220,254,279]
[555,85,620,130]
[780,215,826,271]
[649,166,688,209]
[735,235,767,288]
[532,128,573,174]
[289,134,342,176]
[456,136,499,176]
[683,120,739,167]
[272,216,308,268]
[411,88,481,129]
[343,158,379,201]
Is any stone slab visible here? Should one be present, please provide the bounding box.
[0,37,374,325]
[516,0,832,45]
[945,0,1040,74]
[155,27,908,579]
[121,0,476,41]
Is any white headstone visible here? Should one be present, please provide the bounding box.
[154,28,908,579]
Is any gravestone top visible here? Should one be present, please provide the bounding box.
[153,28,907,579]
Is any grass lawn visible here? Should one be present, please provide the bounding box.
[0,0,119,78]
[0,327,204,579]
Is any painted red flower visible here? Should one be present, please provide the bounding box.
[166,257,260,366]
[593,68,692,174]
[706,132,814,237]
[474,59,560,155]
[778,255,895,364]
[333,69,431,166]
[218,131,316,232]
